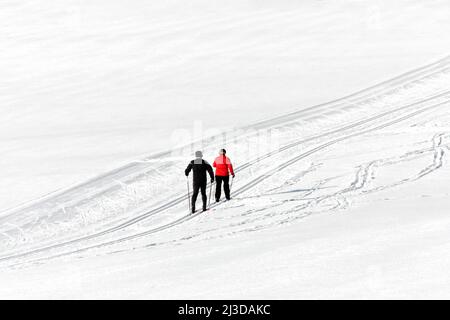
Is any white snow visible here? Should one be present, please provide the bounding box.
[1,0,450,299]
[2,0,450,210]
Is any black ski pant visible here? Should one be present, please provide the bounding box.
[192,180,207,212]
[215,175,230,201]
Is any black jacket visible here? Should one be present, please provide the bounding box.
[185,158,214,184]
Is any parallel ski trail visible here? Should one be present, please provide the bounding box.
[2,94,448,266]
[1,56,448,222]
[2,57,450,265]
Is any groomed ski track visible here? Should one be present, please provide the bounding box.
[1,55,450,266]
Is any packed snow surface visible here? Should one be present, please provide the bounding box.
[1,0,450,299]
[2,0,450,210]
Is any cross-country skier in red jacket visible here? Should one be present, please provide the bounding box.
[213,149,235,202]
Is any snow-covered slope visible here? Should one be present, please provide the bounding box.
[2,0,450,299]
[1,54,450,298]
[2,0,450,210]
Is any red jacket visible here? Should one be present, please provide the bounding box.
[213,155,234,177]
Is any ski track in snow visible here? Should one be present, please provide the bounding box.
[2,55,450,223]
[153,132,450,248]
[2,57,450,267]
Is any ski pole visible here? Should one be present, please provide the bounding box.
[186,176,191,212]
[230,176,234,196]
[208,180,213,208]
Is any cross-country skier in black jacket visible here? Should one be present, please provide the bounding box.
[185,151,214,213]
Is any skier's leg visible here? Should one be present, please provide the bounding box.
[200,182,207,211]
[192,183,200,213]
[215,176,222,201]
[223,176,231,200]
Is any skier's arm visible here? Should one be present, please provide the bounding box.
[185,162,193,176]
